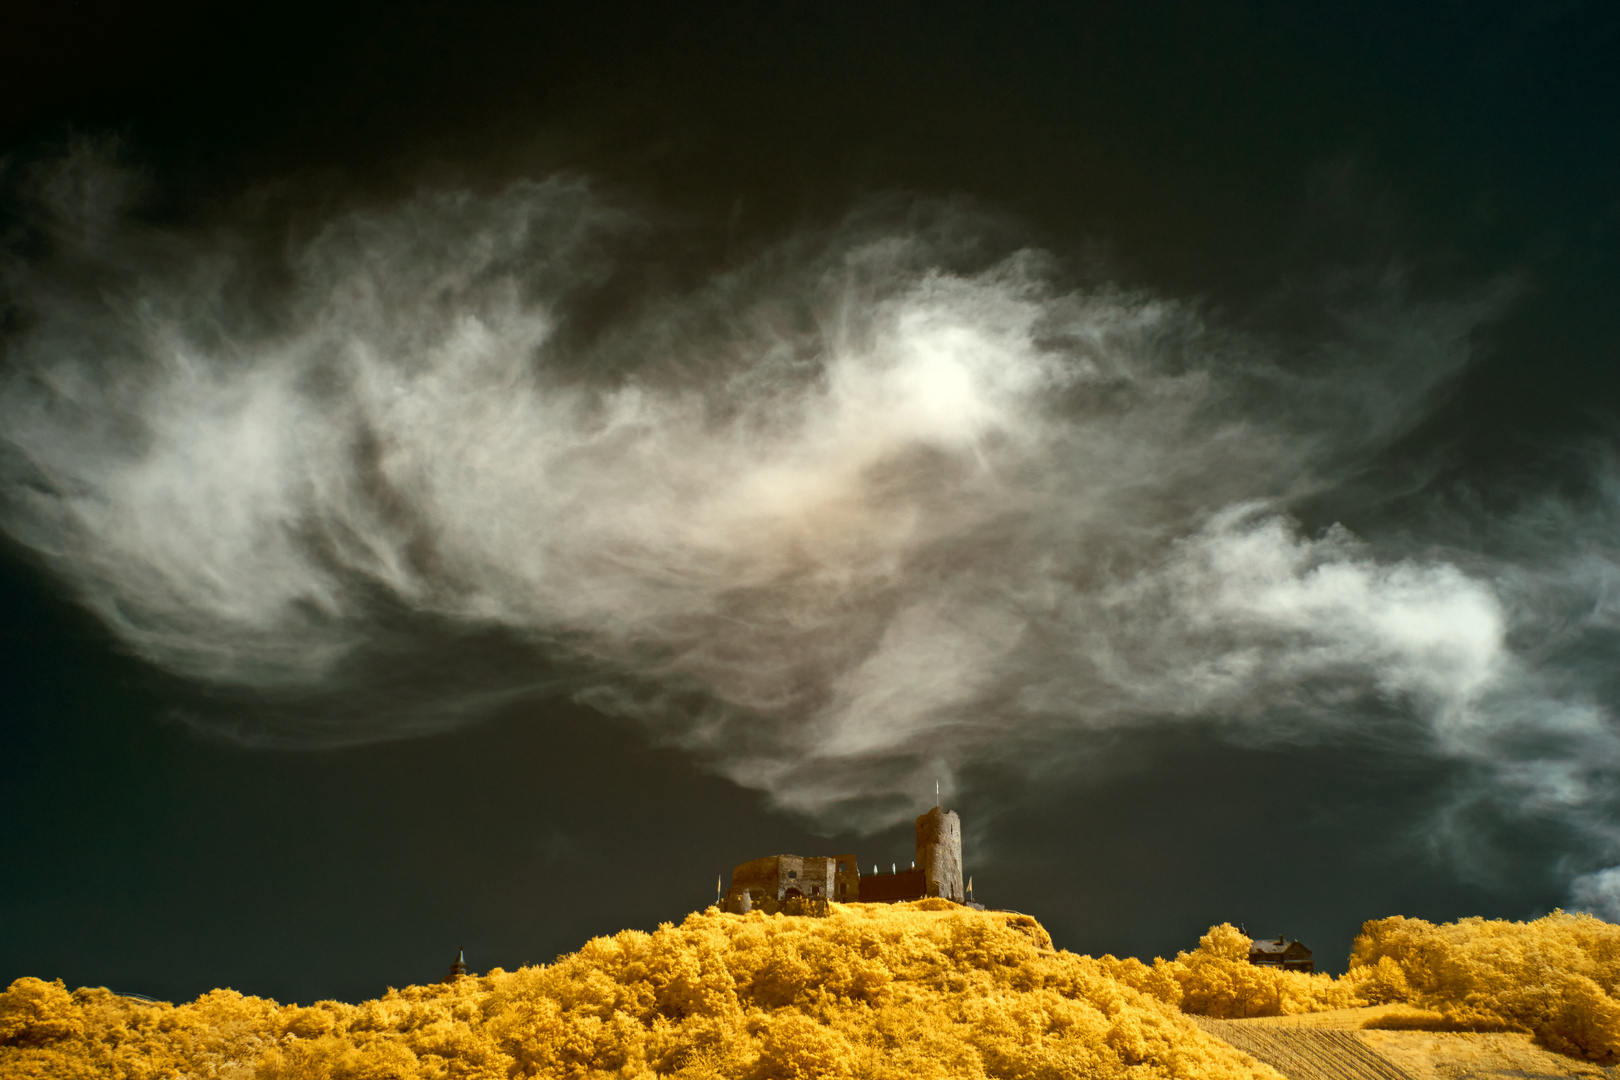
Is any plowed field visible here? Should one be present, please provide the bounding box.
[1195,1019,1416,1080]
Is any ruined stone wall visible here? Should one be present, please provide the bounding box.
[799,856,835,899]
[916,808,964,903]
[775,855,806,897]
[726,855,778,912]
[726,853,837,912]
[833,853,860,902]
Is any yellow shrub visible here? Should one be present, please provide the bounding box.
[1348,911,1620,1061]
[0,904,1279,1080]
[1351,956,1410,1005]
[1117,923,1355,1019]
[0,978,84,1047]
[10,905,1616,1077]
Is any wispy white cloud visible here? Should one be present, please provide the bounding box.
[4,151,1619,900]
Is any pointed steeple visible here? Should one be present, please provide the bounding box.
[446,949,468,982]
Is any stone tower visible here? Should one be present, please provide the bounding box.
[915,806,963,902]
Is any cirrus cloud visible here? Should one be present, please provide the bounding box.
[4,151,1618,906]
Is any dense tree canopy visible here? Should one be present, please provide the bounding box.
[3,903,1616,1078]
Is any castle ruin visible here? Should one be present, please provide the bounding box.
[723,806,967,913]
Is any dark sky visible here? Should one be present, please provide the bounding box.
[3,1,1619,1005]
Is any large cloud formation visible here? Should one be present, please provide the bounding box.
[3,152,1619,909]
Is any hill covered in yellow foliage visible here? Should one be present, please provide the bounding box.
[2,902,1616,1079]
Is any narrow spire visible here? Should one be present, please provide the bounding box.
[936,779,940,808]
[716,874,723,903]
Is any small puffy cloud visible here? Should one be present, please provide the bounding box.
[1571,866,1620,922]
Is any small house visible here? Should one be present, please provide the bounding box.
[1247,935,1313,973]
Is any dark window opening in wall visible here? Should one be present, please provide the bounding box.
[837,861,846,871]
[812,885,822,895]
[787,871,798,879]
[838,883,846,895]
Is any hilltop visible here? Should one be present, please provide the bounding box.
[2,903,1617,1079]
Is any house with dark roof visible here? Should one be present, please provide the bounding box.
[1247,935,1313,973]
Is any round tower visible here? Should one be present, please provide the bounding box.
[915,806,964,902]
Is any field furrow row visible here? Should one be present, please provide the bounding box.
[1197,1019,1420,1080]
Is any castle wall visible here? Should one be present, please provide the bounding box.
[858,867,926,903]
